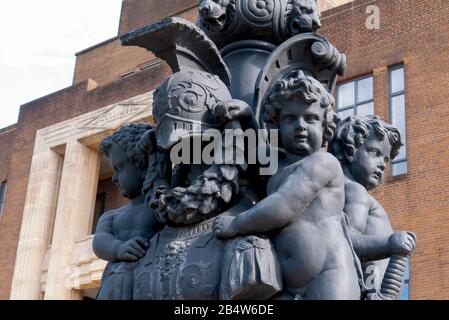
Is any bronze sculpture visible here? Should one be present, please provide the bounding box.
[93,0,416,300]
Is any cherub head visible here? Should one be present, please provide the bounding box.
[261,69,339,157]
[329,115,403,190]
[100,124,154,199]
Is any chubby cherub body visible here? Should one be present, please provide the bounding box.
[329,116,416,292]
[213,70,360,299]
[93,124,161,299]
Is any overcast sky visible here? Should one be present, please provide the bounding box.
[0,0,123,129]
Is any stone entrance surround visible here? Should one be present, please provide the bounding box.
[10,91,154,300]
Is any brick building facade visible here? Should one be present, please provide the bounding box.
[0,0,447,299]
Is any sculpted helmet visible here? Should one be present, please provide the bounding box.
[152,70,231,150]
[122,17,232,150]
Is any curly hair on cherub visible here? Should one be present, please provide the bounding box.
[100,123,154,174]
[261,69,339,147]
[329,115,403,165]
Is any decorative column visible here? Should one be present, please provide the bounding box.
[44,138,100,300]
[10,136,63,299]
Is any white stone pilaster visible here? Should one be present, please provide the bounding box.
[10,137,63,299]
[44,139,100,300]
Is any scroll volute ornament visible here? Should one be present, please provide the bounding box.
[197,0,322,48]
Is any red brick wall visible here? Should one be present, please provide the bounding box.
[321,0,449,299]
[118,0,198,36]
[73,38,154,87]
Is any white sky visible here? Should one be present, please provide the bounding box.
[0,0,123,129]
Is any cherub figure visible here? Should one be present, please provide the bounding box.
[329,115,416,298]
[213,70,361,300]
[93,124,162,300]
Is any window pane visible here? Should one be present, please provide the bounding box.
[0,181,6,218]
[338,82,355,109]
[356,102,374,117]
[338,108,354,120]
[0,181,6,199]
[391,95,406,135]
[392,161,408,176]
[394,147,407,163]
[391,67,405,94]
[400,260,410,300]
[357,77,373,103]
[391,94,407,160]
[400,282,409,300]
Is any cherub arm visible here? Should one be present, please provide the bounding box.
[350,198,415,262]
[93,210,150,262]
[214,152,341,237]
[351,235,390,263]
[92,211,123,262]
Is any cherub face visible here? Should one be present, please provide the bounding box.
[109,144,144,199]
[279,97,325,157]
[349,134,392,190]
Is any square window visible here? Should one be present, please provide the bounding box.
[337,75,374,118]
[357,77,374,103]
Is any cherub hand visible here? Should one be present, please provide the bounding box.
[213,215,239,239]
[116,236,149,262]
[214,99,253,124]
[389,231,417,256]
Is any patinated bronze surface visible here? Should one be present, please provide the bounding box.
[93,0,416,300]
